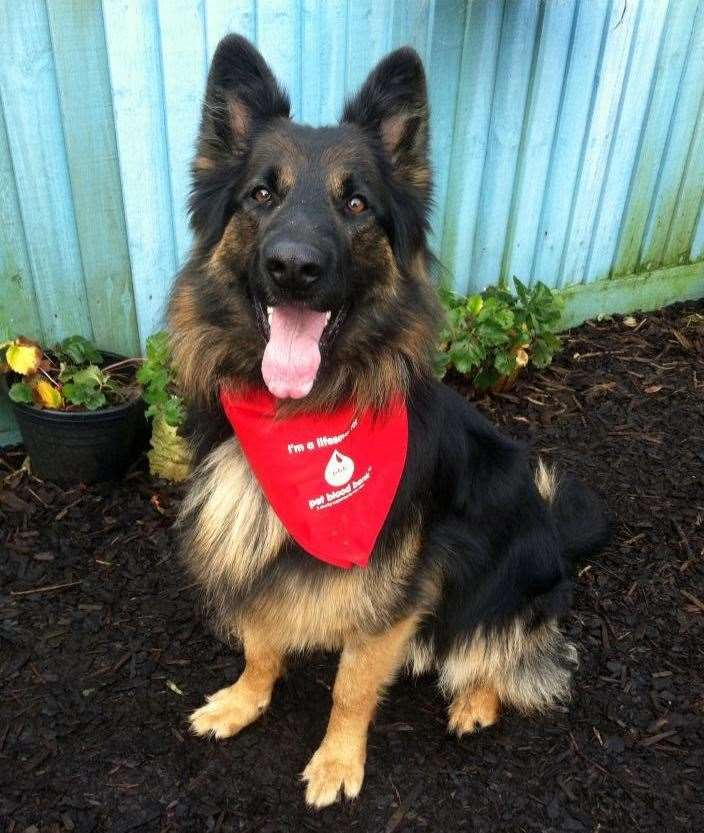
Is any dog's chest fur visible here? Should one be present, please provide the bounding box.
[179,438,432,652]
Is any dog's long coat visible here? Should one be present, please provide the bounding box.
[168,35,608,807]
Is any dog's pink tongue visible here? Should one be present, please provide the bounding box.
[262,305,328,399]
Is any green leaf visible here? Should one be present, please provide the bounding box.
[466,294,484,317]
[162,396,186,427]
[56,335,102,366]
[476,320,510,346]
[445,306,467,331]
[137,331,184,427]
[137,363,170,392]
[140,371,171,407]
[62,382,107,410]
[513,276,529,304]
[448,351,473,376]
[83,389,108,410]
[433,350,450,379]
[145,331,172,365]
[477,297,514,331]
[473,366,501,390]
[437,286,457,307]
[530,337,555,368]
[494,350,517,376]
[61,364,107,387]
[8,381,34,404]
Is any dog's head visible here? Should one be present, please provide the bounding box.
[169,34,440,411]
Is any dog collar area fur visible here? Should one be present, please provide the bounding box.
[220,387,408,568]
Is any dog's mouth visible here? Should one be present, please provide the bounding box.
[254,299,346,400]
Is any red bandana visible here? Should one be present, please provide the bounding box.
[220,388,408,569]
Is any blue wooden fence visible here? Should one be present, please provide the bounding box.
[2,0,704,444]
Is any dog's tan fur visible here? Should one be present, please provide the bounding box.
[303,614,420,806]
[438,619,577,714]
[180,438,442,652]
[180,438,286,600]
[448,686,501,735]
[190,621,284,738]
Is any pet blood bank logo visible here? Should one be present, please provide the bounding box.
[324,449,355,486]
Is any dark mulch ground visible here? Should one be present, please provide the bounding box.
[1,301,703,833]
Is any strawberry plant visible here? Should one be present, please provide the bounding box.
[2,335,139,411]
[436,277,564,390]
[136,331,190,482]
[136,331,185,427]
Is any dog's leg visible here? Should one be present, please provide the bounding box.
[447,685,500,736]
[302,615,417,808]
[189,624,283,739]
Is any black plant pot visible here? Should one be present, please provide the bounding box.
[5,352,147,484]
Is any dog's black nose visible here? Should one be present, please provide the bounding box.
[264,241,325,290]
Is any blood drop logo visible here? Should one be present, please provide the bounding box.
[324,449,355,487]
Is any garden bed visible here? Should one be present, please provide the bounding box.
[1,301,702,833]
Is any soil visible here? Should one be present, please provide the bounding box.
[1,301,703,833]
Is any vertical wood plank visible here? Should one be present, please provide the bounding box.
[559,0,640,286]
[531,0,610,288]
[502,0,577,286]
[0,103,42,445]
[390,0,432,54]
[426,0,468,255]
[46,0,140,356]
[204,0,256,58]
[470,0,541,289]
[345,0,394,98]
[440,0,504,293]
[157,0,208,264]
[639,2,704,268]
[102,0,178,346]
[691,194,704,260]
[585,0,669,283]
[0,105,43,342]
[0,0,92,342]
[613,0,699,276]
[662,89,704,263]
[255,0,302,117]
[300,0,347,125]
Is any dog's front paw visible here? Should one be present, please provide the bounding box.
[189,684,269,739]
[302,743,365,808]
[448,686,500,736]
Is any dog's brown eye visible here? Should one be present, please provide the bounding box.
[346,195,367,214]
[252,187,272,204]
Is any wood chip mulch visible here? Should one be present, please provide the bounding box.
[1,300,703,833]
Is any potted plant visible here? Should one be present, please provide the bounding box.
[436,277,564,393]
[1,335,146,484]
[136,331,191,482]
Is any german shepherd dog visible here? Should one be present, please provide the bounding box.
[168,35,608,808]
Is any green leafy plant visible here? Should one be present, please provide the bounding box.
[2,335,138,411]
[136,331,185,427]
[436,277,564,391]
[136,332,191,482]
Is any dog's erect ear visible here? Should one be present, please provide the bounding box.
[342,48,430,195]
[190,36,290,244]
[202,34,290,154]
